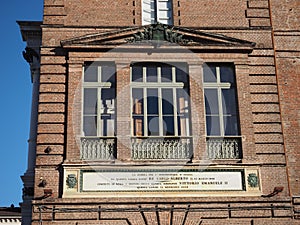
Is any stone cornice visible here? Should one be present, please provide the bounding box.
[17,21,42,42]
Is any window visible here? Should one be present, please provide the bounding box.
[203,63,242,159]
[131,62,192,160]
[131,63,190,137]
[142,0,173,25]
[83,63,116,137]
[81,62,116,160]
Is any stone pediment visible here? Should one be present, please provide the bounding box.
[61,23,255,51]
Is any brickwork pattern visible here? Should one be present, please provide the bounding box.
[30,200,298,224]
[270,0,300,198]
[24,0,300,224]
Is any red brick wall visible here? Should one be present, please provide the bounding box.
[270,0,300,197]
[28,0,300,224]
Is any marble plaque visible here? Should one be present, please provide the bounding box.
[81,169,244,192]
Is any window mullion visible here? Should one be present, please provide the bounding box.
[143,66,146,83]
[157,66,161,82]
[185,94,190,136]
[143,88,148,136]
[130,88,134,136]
[158,88,163,136]
[157,67,164,136]
[142,67,147,136]
[173,88,178,136]
[97,87,102,137]
[172,67,178,136]
[81,67,84,136]
[216,67,224,136]
[172,66,176,83]
[97,66,102,137]
[218,87,224,137]
[154,0,158,23]
[216,66,221,83]
[98,66,102,82]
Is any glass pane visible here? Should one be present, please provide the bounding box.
[176,89,189,115]
[177,116,189,136]
[161,65,172,82]
[101,89,115,114]
[131,65,143,82]
[162,89,174,115]
[206,115,220,136]
[106,116,115,136]
[150,12,156,21]
[157,0,168,9]
[133,116,144,136]
[132,88,144,114]
[147,89,158,115]
[177,117,182,136]
[203,65,217,83]
[83,116,97,136]
[84,65,98,82]
[150,0,156,9]
[148,116,159,136]
[146,66,157,82]
[101,89,115,136]
[163,116,175,136]
[224,115,239,135]
[222,89,237,115]
[101,114,115,136]
[177,89,190,136]
[176,65,188,83]
[220,65,235,83]
[204,89,219,115]
[83,88,97,114]
[101,65,115,83]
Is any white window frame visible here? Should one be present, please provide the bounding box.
[142,0,173,25]
[203,64,240,137]
[131,63,190,137]
[82,64,115,137]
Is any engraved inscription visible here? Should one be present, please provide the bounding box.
[82,170,244,192]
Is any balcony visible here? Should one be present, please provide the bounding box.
[207,137,242,159]
[80,137,116,160]
[131,137,193,160]
[80,136,240,160]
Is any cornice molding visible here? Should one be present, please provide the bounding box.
[60,23,256,52]
[17,21,42,42]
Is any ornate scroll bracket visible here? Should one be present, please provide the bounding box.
[22,47,39,64]
[126,23,191,45]
[22,187,34,197]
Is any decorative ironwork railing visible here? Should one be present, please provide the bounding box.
[206,137,242,159]
[80,137,116,160]
[131,137,193,160]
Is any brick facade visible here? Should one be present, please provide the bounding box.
[19,0,300,224]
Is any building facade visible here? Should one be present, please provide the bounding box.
[19,0,300,224]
